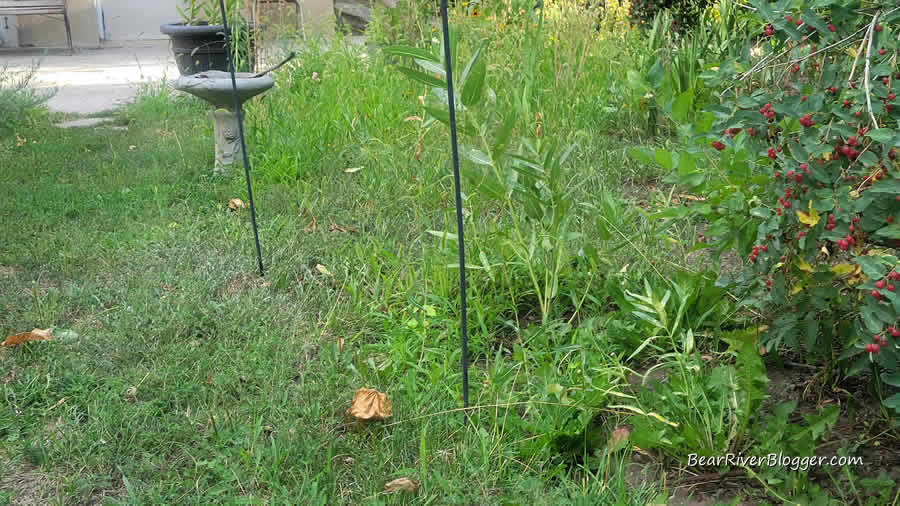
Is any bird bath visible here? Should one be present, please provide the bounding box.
[174,71,274,171]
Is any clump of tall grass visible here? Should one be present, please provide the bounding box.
[0,61,53,134]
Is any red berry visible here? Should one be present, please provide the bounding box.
[866,343,873,353]
[890,326,900,337]
[876,280,885,289]
[883,77,890,85]
[875,334,882,343]
[889,216,895,224]
[760,245,768,252]
[849,225,855,232]
[879,48,886,56]
[801,95,807,101]
[881,338,888,347]
[827,24,836,32]
[873,290,882,299]
[889,284,895,292]
[873,343,880,353]
[875,24,883,32]
[890,271,900,280]
[889,93,897,101]
[785,15,792,22]
[795,19,802,26]
[712,141,726,151]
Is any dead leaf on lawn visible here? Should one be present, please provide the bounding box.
[384,477,418,493]
[347,387,392,420]
[161,283,176,292]
[228,198,247,210]
[2,328,52,347]
[329,221,357,233]
[123,387,138,402]
[315,264,333,276]
[303,217,317,233]
[403,116,423,122]
[336,337,345,352]
[344,167,362,173]
[128,145,137,151]
[16,134,26,147]
[606,425,631,454]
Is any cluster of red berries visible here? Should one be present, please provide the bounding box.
[871,271,900,300]
[764,24,775,37]
[749,243,769,263]
[759,102,776,121]
[865,333,889,354]
[799,113,815,127]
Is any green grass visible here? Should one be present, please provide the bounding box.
[0,59,663,505]
[3,4,896,504]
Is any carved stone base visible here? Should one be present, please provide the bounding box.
[212,108,240,171]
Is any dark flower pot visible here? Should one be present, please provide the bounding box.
[160,22,257,76]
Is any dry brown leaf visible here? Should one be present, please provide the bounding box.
[161,283,176,292]
[303,217,317,233]
[336,337,345,352]
[403,116,423,122]
[384,477,417,493]
[315,264,333,276]
[329,221,357,233]
[228,198,247,211]
[16,134,26,147]
[677,193,706,202]
[607,425,631,451]
[123,386,138,402]
[347,388,392,420]
[2,328,52,347]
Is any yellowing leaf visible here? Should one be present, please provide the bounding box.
[2,328,52,347]
[315,264,333,276]
[227,198,247,210]
[384,477,418,493]
[795,256,813,273]
[796,201,820,226]
[347,388,392,420]
[344,167,362,173]
[830,263,857,276]
[791,283,804,295]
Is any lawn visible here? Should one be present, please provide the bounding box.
[2,0,899,504]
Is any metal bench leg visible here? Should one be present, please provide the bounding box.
[62,10,74,54]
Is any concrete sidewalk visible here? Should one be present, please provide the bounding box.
[2,40,178,115]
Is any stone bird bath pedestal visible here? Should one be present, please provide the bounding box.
[174,71,274,171]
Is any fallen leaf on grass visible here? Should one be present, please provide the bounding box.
[329,221,357,233]
[228,198,247,210]
[2,328,52,347]
[347,388,392,420]
[128,145,137,151]
[344,167,362,173]
[315,264,333,276]
[606,426,631,454]
[303,217,317,233]
[16,134,26,147]
[336,337,345,352]
[384,477,417,493]
[123,387,138,402]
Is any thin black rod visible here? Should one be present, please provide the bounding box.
[218,0,265,277]
[438,0,469,409]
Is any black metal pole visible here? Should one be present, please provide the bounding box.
[218,0,265,277]
[438,0,469,409]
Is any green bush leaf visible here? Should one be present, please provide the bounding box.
[383,45,440,62]
[397,67,445,88]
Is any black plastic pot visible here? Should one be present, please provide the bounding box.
[160,22,257,75]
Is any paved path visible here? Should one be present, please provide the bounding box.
[2,41,178,115]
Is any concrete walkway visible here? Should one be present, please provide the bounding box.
[1,41,178,115]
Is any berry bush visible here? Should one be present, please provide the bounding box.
[648,0,900,411]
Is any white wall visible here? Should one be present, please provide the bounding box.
[16,0,334,47]
[17,0,100,48]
